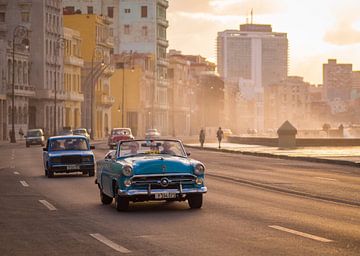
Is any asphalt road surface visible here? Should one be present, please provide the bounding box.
[0,141,359,256]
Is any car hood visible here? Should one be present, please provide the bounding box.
[48,150,94,157]
[121,155,192,175]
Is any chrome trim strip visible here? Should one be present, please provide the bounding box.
[118,187,207,196]
[131,173,196,179]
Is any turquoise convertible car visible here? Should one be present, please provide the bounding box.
[95,139,207,211]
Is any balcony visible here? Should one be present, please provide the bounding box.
[64,91,84,102]
[64,55,84,67]
[157,0,169,8]
[7,84,35,98]
[157,38,169,48]
[157,18,169,28]
[96,93,115,107]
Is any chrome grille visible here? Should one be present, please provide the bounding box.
[131,174,196,187]
[61,155,82,164]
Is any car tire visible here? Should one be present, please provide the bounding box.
[100,190,113,205]
[47,170,54,178]
[88,170,95,177]
[26,144,30,148]
[188,194,203,209]
[115,193,129,211]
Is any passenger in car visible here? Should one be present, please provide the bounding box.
[161,141,176,155]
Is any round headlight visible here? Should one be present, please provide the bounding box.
[194,164,205,175]
[122,165,133,176]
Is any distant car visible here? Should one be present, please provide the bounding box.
[43,135,95,178]
[222,128,233,138]
[145,128,161,140]
[25,129,45,147]
[73,128,90,141]
[96,139,207,211]
[108,128,134,149]
[58,129,73,136]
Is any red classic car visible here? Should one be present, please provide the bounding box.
[108,128,134,149]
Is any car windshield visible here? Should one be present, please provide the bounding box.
[73,129,86,135]
[112,129,131,135]
[49,138,88,151]
[146,129,158,133]
[27,130,42,137]
[118,140,186,158]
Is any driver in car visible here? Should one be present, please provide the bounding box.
[161,141,176,155]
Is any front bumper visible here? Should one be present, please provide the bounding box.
[118,187,207,197]
[49,164,94,173]
[27,140,44,145]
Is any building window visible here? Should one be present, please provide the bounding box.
[142,26,148,36]
[141,6,147,18]
[0,12,5,22]
[107,6,114,18]
[124,25,130,35]
[21,12,30,22]
[87,6,93,14]
[124,8,130,14]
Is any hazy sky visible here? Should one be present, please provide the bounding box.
[167,0,360,84]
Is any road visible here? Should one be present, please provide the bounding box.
[0,142,359,256]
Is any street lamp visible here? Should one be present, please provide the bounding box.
[11,25,29,143]
[119,52,134,128]
[90,47,105,140]
[53,37,65,136]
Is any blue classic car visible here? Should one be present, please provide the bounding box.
[96,139,207,211]
[43,135,95,178]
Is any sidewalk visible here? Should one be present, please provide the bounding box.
[185,142,360,167]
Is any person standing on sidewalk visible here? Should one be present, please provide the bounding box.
[199,128,205,148]
[216,127,224,149]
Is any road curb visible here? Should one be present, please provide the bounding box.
[185,144,360,168]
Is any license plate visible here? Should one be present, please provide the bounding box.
[67,165,80,170]
[154,193,176,199]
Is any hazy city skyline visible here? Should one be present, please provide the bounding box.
[168,0,360,84]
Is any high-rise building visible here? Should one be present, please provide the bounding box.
[323,59,352,114]
[0,1,36,140]
[217,23,288,131]
[29,0,64,136]
[323,59,352,101]
[63,0,170,135]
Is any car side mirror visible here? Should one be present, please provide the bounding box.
[43,148,48,152]
[90,145,95,150]
[186,152,191,156]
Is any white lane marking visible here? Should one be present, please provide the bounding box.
[13,171,20,175]
[20,181,29,187]
[39,200,57,211]
[90,233,131,253]
[269,225,333,243]
[314,177,338,182]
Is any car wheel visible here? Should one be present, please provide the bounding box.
[115,193,129,211]
[100,190,113,205]
[188,194,203,209]
[26,144,30,148]
[88,170,95,177]
[47,170,54,178]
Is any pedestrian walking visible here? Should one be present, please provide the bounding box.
[199,128,205,148]
[216,127,224,149]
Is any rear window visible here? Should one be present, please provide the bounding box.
[49,138,88,151]
[112,129,131,135]
[27,130,42,137]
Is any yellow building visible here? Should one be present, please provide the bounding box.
[63,27,84,129]
[110,53,155,137]
[64,14,114,139]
